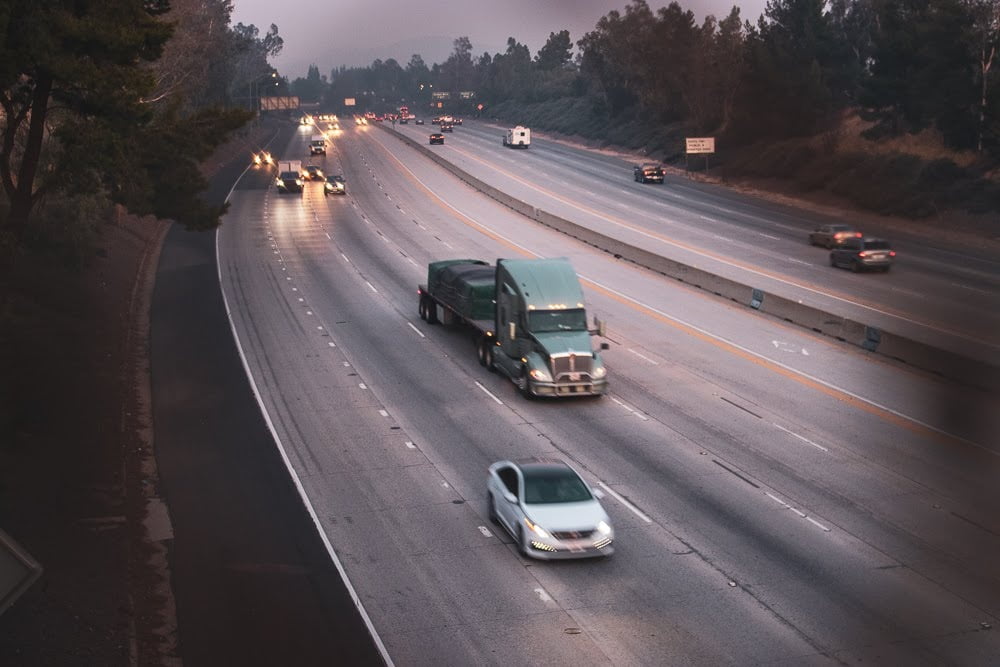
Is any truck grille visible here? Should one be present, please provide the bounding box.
[551,353,593,379]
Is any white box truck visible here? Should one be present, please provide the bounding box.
[503,126,530,148]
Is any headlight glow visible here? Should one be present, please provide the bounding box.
[593,366,607,379]
[529,368,551,382]
[525,519,550,539]
[597,520,612,535]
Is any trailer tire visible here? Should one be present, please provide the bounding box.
[477,337,495,371]
[418,297,427,321]
[426,301,438,324]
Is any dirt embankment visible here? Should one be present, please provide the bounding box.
[0,120,273,665]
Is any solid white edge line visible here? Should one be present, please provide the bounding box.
[765,492,789,507]
[217,160,394,666]
[407,322,425,338]
[474,381,504,405]
[596,481,652,523]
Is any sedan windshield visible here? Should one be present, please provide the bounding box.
[522,466,592,504]
[527,308,587,333]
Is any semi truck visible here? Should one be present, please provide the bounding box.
[418,258,609,397]
[503,126,530,148]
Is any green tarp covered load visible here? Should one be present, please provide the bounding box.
[427,260,496,321]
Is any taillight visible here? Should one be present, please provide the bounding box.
[858,251,868,257]
[889,251,896,257]
[855,232,862,237]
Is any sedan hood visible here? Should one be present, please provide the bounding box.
[524,500,608,532]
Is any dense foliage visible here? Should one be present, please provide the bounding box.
[307,0,1000,162]
[0,0,281,257]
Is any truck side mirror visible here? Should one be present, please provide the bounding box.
[601,342,610,350]
[593,316,607,338]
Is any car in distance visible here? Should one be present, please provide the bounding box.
[633,163,664,183]
[304,165,324,181]
[415,118,424,125]
[323,175,346,196]
[453,117,463,125]
[429,133,445,145]
[440,122,454,132]
[830,237,895,272]
[487,458,614,560]
[809,224,862,249]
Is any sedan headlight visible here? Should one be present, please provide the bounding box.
[597,520,612,535]
[593,366,606,379]
[529,368,551,382]
[525,518,550,539]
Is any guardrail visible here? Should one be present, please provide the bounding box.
[379,123,1000,393]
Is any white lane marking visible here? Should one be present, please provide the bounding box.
[378,409,389,417]
[628,348,660,365]
[298,297,304,302]
[596,481,652,523]
[441,481,450,488]
[325,232,331,240]
[317,326,324,331]
[292,287,298,292]
[534,588,553,602]
[215,192,393,666]
[701,216,713,222]
[787,257,811,265]
[359,383,368,390]
[949,281,993,295]
[366,281,378,293]
[286,276,292,280]
[773,423,829,452]
[807,517,831,532]
[343,362,351,367]
[792,508,807,518]
[759,233,780,240]
[340,253,350,262]
[581,275,991,452]
[405,441,416,449]
[478,526,493,537]
[765,492,788,507]
[475,381,504,405]
[306,310,313,315]
[406,257,418,267]
[328,342,336,347]
[407,322,426,338]
[609,395,649,421]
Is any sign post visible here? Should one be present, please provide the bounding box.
[685,137,715,177]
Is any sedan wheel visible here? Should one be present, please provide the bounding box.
[829,254,837,267]
[851,260,861,273]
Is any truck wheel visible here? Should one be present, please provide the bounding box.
[418,298,427,321]
[517,369,533,400]
[426,302,438,324]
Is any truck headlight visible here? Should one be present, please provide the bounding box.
[593,366,607,379]
[597,520,612,535]
[529,368,551,382]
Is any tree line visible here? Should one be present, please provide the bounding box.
[294,0,1000,161]
[0,0,283,264]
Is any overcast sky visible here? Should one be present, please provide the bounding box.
[231,0,769,79]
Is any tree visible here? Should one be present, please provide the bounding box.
[0,0,172,242]
[536,30,573,71]
[291,64,327,103]
[966,0,1000,152]
[439,37,477,94]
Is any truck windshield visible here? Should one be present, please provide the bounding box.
[527,309,587,333]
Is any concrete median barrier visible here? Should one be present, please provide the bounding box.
[379,124,1000,393]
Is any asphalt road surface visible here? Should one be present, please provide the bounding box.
[210,119,999,664]
[151,119,384,666]
[392,118,1000,366]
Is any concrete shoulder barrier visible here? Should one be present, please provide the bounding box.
[378,124,1000,393]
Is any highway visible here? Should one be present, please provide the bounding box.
[216,120,1000,665]
[393,118,1000,366]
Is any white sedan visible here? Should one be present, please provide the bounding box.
[487,458,614,560]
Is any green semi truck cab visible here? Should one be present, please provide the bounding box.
[418,258,609,398]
